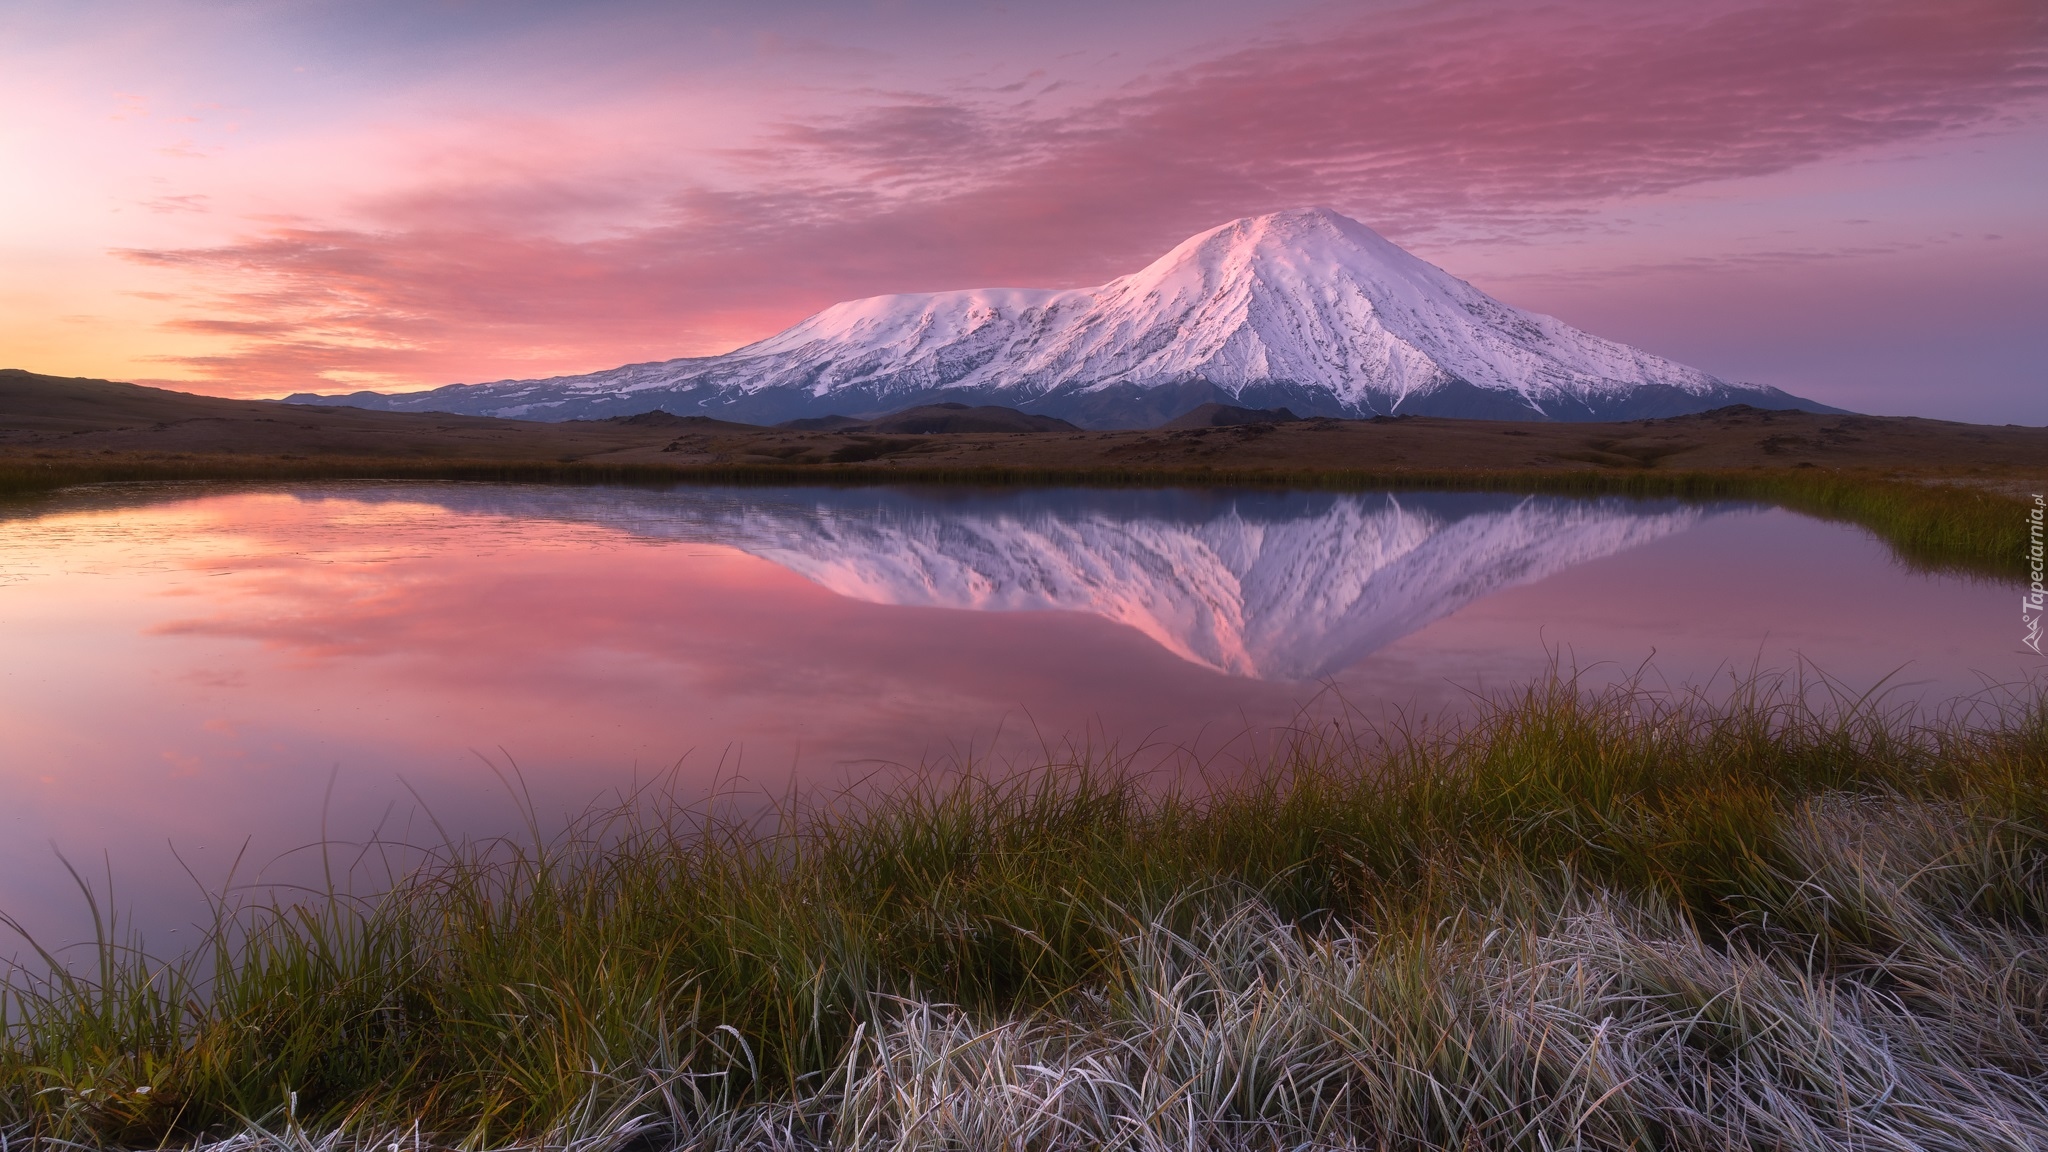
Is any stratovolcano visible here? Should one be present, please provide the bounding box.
[290,208,1831,427]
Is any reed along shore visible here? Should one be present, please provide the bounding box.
[5,670,2048,1150]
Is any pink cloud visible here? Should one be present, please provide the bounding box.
[118,0,2047,396]
[133,510,1283,762]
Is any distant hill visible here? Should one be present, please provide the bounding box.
[0,368,678,461]
[771,402,1078,435]
[11,371,2035,491]
[285,207,1836,427]
[1159,403,1302,430]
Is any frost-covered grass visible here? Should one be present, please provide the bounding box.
[5,672,2047,1150]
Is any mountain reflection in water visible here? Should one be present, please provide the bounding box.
[378,487,1710,681]
[3,481,2032,953]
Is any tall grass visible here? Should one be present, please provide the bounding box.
[4,672,2047,1149]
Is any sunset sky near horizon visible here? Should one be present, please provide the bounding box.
[3,0,2043,422]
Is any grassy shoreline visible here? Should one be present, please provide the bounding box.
[5,672,2047,1149]
[0,454,2035,579]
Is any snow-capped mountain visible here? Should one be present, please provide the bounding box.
[288,208,1827,427]
[364,485,1712,679]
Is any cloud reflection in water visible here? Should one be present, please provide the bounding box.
[390,486,1709,680]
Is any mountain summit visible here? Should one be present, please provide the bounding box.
[291,208,1830,426]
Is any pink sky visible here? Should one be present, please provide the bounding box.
[3,0,2043,420]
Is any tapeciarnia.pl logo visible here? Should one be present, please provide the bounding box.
[2026,493,2045,655]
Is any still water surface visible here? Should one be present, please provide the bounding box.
[0,481,2036,949]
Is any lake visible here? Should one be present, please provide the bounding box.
[0,481,2037,951]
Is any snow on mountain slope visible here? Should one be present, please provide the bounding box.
[376,486,1709,680]
[731,209,1699,409]
[289,208,1830,427]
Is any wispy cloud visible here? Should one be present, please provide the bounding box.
[120,0,2048,393]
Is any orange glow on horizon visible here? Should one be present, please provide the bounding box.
[3,0,2042,416]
